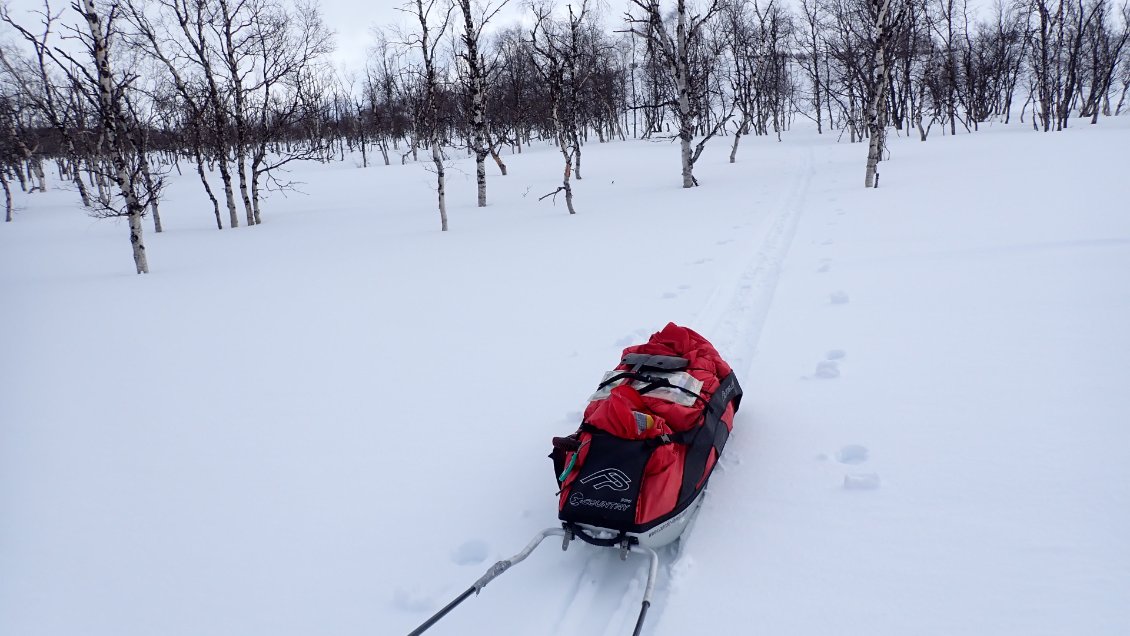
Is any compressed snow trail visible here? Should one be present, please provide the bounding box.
[547,145,814,636]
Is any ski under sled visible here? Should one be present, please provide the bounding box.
[405,490,705,636]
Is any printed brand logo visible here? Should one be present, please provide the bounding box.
[716,381,736,404]
[647,516,679,537]
[579,468,632,491]
[568,490,632,512]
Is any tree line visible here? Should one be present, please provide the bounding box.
[2,0,1127,272]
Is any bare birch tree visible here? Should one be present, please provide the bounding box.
[123,0,225,228]
[627,0,730,187]
[530,3,578,214]
[245,0,333,224]
[865,0,906,187]
[456,0,509,207]
[405,0,453,231]
[1,8,93,205]
[75,0,156,272]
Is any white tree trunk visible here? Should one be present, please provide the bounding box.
[865,0,894,188]
[676,0,696,188]
[2,171,11,222]
[432,143,448,230]
[82,0,148,273]
[32,159,46,192]
[729,120,745,164]
[414,0,447,229]
[219,0,255,225]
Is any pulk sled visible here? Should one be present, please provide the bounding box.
[406,324,742,636]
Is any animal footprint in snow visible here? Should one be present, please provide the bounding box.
[716,238,735,246]
[843,473,881,491]
[812,350,846,378]
[829,291,850,305]
[451,539,489,566]
[821,239,834,246]
[662,284,693,300]
[817,260,832,273]
[393,587,438,612]
[835,444,869,464]
[814,360,840,379]
[692,257,714,266]
[616,330,649,346]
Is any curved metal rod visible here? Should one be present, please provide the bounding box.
[628,545,660,636]
[407,528,565,636]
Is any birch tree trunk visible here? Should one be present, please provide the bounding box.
[729,120,745,163]
[31,159,46,192]
[218,0,255,226]
[865,0,896,188]
[432,142,448,228]
[192,134,223,229]
[416,0,449,231]
[139,151,161,233]
[458,0,490,207]
[2,170,11,222]
[488,131,508,175]
[81,0,148,273]
[553,105,576,215]
[629,0,724,188]
[676,0,696,188]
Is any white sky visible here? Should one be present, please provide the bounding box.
[317,0,573,73]
[0,0,537,76]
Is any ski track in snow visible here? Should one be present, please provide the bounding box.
[693,145,815,375]
[641,146,814,634]
[551,545,643,636]
[544,146,817,636]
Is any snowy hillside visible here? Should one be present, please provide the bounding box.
[2,119,1128,636]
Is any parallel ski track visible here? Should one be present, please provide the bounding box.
[548,146,815,636]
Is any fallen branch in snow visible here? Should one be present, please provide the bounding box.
[538,186,565,203]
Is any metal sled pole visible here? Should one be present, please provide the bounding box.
[629,544,660,636]
[406,527,566,635]
[406,527,661,636]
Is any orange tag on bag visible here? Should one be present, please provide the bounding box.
[633,411,655,433]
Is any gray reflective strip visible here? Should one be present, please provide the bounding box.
[588,369,704,406]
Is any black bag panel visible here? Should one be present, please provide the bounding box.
[555,372,743,535]
[559,434,654,530]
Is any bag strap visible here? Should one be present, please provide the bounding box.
[597,371,704,405]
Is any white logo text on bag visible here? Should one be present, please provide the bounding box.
[579,468,632,491]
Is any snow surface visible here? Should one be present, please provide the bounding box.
[2,119,1129,636]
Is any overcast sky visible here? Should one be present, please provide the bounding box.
[318,0,539,72]
[0,0,540,75]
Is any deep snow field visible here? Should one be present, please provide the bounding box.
[2,117,1129,636]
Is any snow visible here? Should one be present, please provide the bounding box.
[2,119,1129,636]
